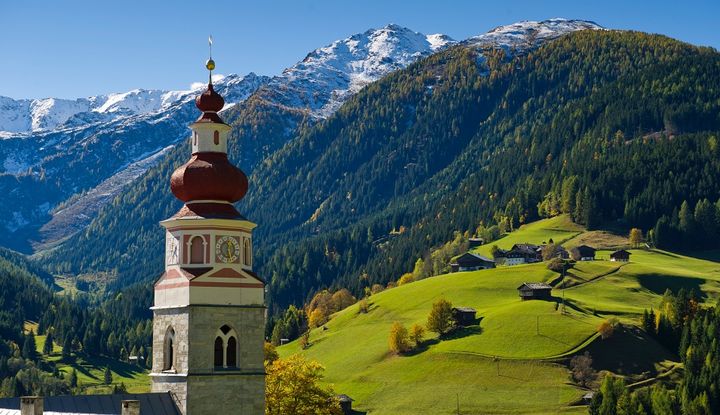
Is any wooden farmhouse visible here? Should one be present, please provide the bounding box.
[610,249,631,262]
[468,237,485,248]
[452,307,477,326]
[570,245,596,261]
[450,252,496,272]
[496,243,542,266]
[517,282,553,300]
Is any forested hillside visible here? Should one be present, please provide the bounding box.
[0,248,153,397]
[40,30,720,317]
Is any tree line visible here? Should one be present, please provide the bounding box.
[590,291,720,414]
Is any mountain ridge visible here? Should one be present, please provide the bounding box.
[1,20,538,252]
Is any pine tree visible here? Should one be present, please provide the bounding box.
[103,366,113,385]
[62,336,72,359]
[22,332,38,361]
[69,368,78,388]
[43,332,54,355]
[679,200,696,245]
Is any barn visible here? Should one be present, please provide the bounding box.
[450,252,496,272]
[517,282,553,300]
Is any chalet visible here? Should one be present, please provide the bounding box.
[450,252,496,272]
[497,243,542,265]
[336,394,354,415]
[468,237,485,248]
[570,245,596,261]
[452,307,477,326]
[554,246,570,259]
[517,282,553,300]
[610,249,631,262]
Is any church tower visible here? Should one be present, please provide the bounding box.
[150,56,265,415]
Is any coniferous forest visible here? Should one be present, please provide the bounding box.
[0,249,152,397]
[40,30,720,315]
[0,26,720,412]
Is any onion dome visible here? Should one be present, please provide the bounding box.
[169,53,249,213]
[170,153,248,203]
[195,81,225,123]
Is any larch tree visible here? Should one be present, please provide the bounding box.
[426,298,455,336]
[265,355,342,415]
[388,322,411,354]
[629,228,644,248]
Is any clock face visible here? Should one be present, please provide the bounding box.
[166,235,179,265]
[215,236,241,264]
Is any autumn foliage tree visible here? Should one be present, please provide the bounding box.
[629,228,644,248]
[397,273,414,286]
[265,355,342,415]
[598,317,620,340]
[388,322,411,354]
[264,342,279,365]
[410,324,425,346]
[426,298,455,336]
[306,288,357,328]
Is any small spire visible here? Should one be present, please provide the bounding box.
[206,35,215,84]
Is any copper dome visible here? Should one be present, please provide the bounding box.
[170,153,248,203]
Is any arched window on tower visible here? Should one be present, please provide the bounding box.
[189,236,205,264]
[213,130,220,145]
[243,238,251,266]
[226,336,237,367]
[163,327,175,371]
[213,325,239,369]
[213,337,224,367]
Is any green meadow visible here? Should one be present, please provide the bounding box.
[280,215,720,414]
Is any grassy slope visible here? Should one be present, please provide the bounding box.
[472,215,584,257]
[280,216,720,414]
[27,323,150,394]
[279,263,608,414]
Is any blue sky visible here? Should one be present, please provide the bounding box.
[1,0,718,99]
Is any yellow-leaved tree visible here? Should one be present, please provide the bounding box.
[266,355,342,415]
[629,228,644,248]
[388,322,411,354]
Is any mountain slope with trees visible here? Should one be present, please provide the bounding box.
[40,30,720,318]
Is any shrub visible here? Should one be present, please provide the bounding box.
[397,273,414,286]
[569,351,595,387]
[598,317,620,339]
[299,330,311,350]
[358,298,369,314]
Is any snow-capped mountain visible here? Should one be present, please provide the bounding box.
[256,24,456,118]
[0,18,601,253]
[0,73,269,251]
[465,18,603,52]
[0,88,197,134]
